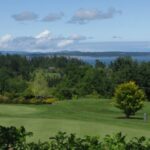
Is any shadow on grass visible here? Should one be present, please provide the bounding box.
[116,116,143,120]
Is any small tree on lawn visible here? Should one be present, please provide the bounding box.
[31,69,49,98]
[114,81,146,118]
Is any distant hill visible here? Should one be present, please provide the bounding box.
[0,50,150,57]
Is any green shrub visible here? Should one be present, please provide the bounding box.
[29,98,40,104]
[42,98,57,104]
[1,126,150,150]
[0,126,32,150]
[27,142,50,150]
[50,132,102,150]
[0,95,9,103]
[0,95,57,104]
[114,81,146,118]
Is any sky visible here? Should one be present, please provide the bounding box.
[0,0,150,52]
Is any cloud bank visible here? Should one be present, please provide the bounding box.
[12,11,64,22]
[69,7,122,24]
[12,7,122,23]
[0,32,149,52]
[0,30,88,52]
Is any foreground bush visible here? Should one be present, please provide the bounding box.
[0,126,32,149]
[1,126,150,150]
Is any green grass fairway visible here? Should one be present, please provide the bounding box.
[0,99,150,141]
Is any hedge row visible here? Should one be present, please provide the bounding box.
[0,95,56,104]
[0,126,150,150]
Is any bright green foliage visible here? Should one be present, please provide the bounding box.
[115,81,146,118]
[103,133,126,150]
[31,69,50,98]
[46,72,61,87]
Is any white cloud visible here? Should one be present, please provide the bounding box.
[0,34,13,43]
[35,30,53,46]
[12,11,38,21]
[0,34,149,52]
[57,40,74,48]
[0,34,13,48]
[57,34,90,48]
[36,30,52,39]
[69,8,122,24]
[0,30,87,52]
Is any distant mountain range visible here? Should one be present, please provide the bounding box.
[0,50,150,57]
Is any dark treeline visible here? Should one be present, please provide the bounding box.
[0,54,150,103]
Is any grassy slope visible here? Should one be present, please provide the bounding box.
[0,98,150,141]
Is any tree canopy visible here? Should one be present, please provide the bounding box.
[0,54,150,103]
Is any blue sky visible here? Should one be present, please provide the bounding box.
[0,0,150,52]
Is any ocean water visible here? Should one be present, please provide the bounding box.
[72,56,150,65]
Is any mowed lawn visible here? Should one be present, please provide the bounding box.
[0,98,150,141]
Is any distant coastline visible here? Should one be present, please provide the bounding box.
[0,50,150,57]
[1,50,150,65]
